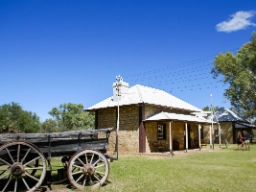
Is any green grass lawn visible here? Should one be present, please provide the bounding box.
[94,144,256,192]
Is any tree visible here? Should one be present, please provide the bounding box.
[0,102,22,132]
[202,106,220,117]
[212,32,256,119]
[202,106,220,112]
[18,111,41,133]
[41,118,58,133]
[48,103,94,130]
[0,102,41,133]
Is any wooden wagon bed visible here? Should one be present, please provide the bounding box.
[0,128,115,192]
[0,128,112,156]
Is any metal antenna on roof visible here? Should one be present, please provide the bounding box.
[116,75,122,132]
[113,75,122,160]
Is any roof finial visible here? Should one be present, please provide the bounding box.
[116,75,123,82]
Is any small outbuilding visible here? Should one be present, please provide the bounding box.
[205,107,256,144]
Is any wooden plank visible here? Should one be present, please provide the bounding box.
[0,128,113,140]
[0,128,113,157]
[0,138,109,156]
[36,138,109,155]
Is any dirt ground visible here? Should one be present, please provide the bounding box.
[38,183,75,192]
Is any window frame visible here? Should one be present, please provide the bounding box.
[157,123,166,140]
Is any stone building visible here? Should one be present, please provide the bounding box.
[204,107,256,144]
[86,78,214,154]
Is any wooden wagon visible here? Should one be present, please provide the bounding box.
[0,128,116,192]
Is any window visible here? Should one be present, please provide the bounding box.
[214,129,219,137]
[157,124,166,140]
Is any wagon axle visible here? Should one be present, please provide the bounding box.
[11,162,25,176]
[83,164,95,176]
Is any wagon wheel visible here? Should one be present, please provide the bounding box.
[67,149,109,190]
[0,141,47,192]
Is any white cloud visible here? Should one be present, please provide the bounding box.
[216,11,256,33]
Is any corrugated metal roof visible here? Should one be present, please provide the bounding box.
[236,122,256,128]
[86,84,202,112]
[208,107,251,123]
[145,111,215,123]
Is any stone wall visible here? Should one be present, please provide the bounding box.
[107,129,139,154]
[172,122,199,140]
[98,108,116,129]
[220,122,233,144]
[172,122,199,150]
[145,121,199,152]
[203,122,234,144]
[145,105,190,119]
[172,122,184,150]
[172,122,184,140]
[97,105,140,154]
[202,125,210,143]
[145,121,170,153]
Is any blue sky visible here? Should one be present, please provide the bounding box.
[1,0,256,122]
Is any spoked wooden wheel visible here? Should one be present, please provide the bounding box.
[67,149,109,190]
[0,141,47,192]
